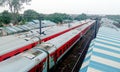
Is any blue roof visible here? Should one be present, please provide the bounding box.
[80,27,120,72]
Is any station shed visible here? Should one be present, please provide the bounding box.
[79,26,120,72]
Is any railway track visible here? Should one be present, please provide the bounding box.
[50,29,95,72]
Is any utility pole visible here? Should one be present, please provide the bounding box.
[39,16,42,35]
[68,23,70,28]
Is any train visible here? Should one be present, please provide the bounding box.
[0,20,90,62]
[0,20,96,72]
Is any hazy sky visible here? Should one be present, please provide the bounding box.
[0,0,120,14]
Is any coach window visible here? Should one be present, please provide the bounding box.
[59,50,62,55]
[15,52,20,55]
[36,68,39,72]
[3,56,10,60]
[66,44,68,49]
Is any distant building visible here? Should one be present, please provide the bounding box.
[41,20,56,27]
[0,28,7,36]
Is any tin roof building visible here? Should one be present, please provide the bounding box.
[79,26,120,72]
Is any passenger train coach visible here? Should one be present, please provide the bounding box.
[0,20,91,62]
[0,20,96,72]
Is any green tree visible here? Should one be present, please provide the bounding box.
[106,15,120,23]
[45,13,72,23]
[0,23,3,27]
[75,13,88,21]
[0,20,3,27]
[0,0,31,24]
[0,13,3,27]
[23,9,40,21]
[1,10,11,24]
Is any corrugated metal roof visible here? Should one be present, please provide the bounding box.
[80,26,120,72]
